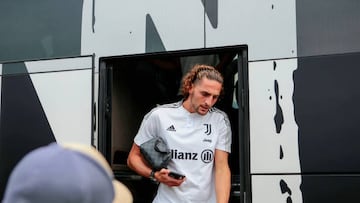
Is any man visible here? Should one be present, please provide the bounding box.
[2,142,133,203]
[127,64,232,203]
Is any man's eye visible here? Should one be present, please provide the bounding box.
[202,92,210,97]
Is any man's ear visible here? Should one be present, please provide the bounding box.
[188,84,194,94]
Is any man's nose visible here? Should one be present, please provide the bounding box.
[204,96,213,106]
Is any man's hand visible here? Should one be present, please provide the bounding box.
[155,168,186,187]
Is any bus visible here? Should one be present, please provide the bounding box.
[1,1,360,202]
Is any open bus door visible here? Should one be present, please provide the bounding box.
[98,45,249,203]
[0,55,94,199]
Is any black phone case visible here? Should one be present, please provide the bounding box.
[168,171,185,179]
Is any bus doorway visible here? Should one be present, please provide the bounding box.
[98,45,249,203]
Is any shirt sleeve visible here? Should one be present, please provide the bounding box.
[216,113,232,153]
[134,109,160,146]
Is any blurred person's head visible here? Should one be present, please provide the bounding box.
[2,142,133,203]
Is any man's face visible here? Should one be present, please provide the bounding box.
[188,77,222,115]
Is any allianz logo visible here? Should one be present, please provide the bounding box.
[171,149,214,163]
[171,149,198,160]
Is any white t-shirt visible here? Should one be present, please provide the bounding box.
[134,101,232,203]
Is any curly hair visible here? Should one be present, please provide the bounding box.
[180,64,224,99]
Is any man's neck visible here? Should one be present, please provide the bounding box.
[182,99,195,113]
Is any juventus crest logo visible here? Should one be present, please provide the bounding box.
[204,124,212,135]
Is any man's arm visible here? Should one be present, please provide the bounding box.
[127,143,185,186]
[214,149,231,203]
[127,143,153,178]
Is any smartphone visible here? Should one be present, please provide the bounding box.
[168,171,185,180]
